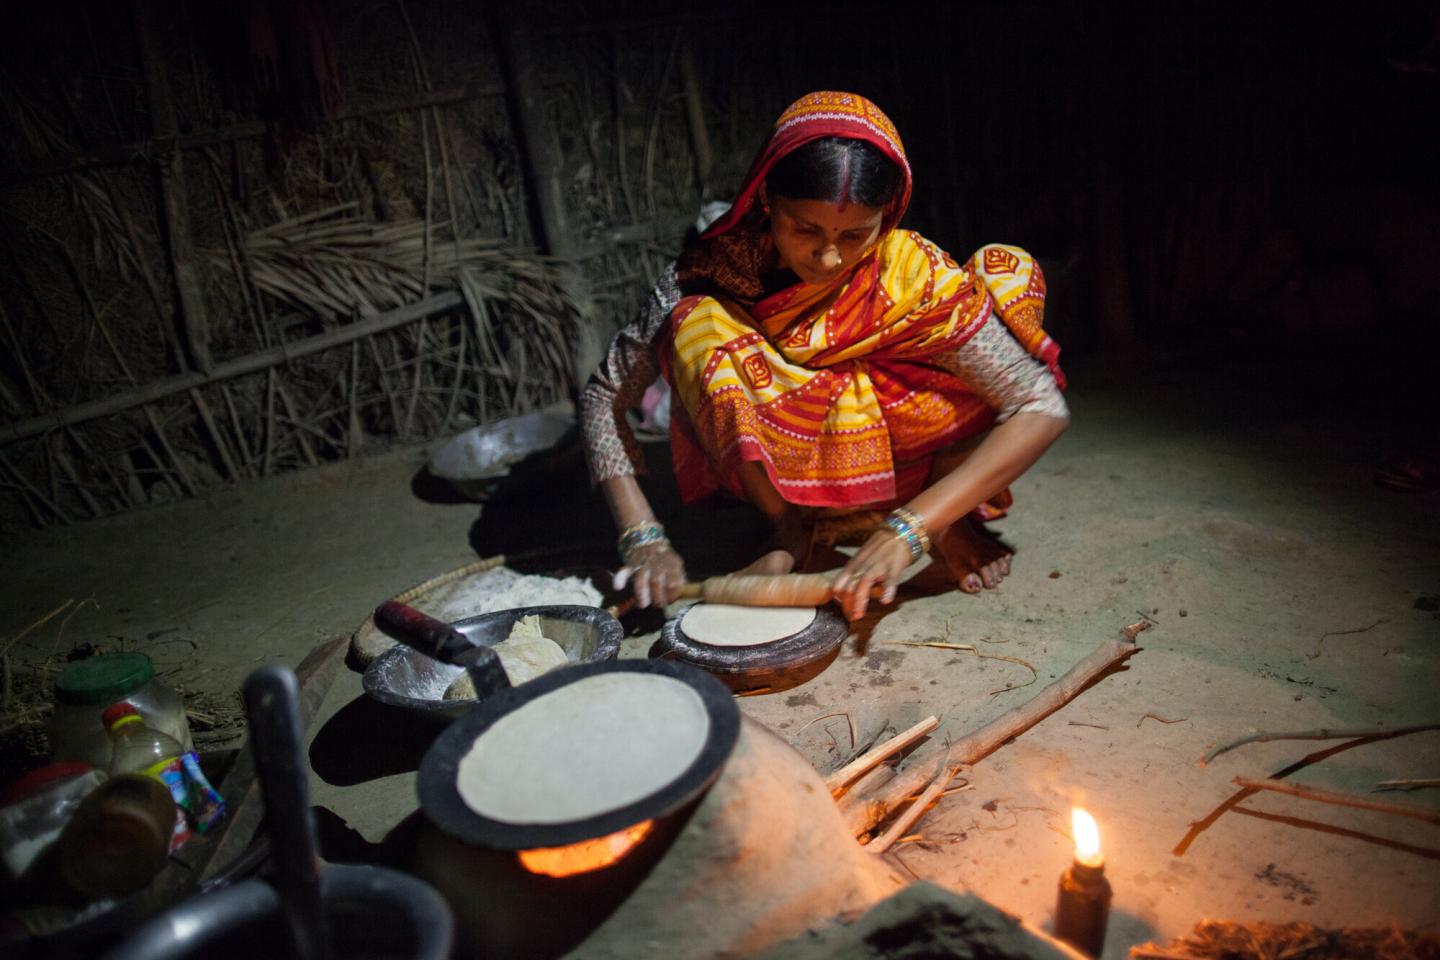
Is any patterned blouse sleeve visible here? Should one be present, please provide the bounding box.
[930,310,1070,423]
[579,263,682,483]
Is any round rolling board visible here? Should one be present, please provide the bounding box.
[654,602,848,694]
[417,658,740,851]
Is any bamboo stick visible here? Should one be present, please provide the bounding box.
[0,449,71,525]
[275,378,320,467]
[189,389,239,481]
[262,368,277,476]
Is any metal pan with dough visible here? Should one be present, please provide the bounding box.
[652,602,848,694]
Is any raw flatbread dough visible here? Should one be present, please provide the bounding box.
[455,672,710,824]
[680,603,816,647]
[444,615,570,699]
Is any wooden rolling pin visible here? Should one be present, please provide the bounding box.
[677,572,860,607]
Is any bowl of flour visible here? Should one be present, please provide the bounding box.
[363,604,623,722]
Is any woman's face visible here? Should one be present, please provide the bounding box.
[767,195,885,286]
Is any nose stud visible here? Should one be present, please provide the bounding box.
[819,248,842,270]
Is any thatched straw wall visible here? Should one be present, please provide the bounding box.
[2,1,1436,529]
[0,1,781,530]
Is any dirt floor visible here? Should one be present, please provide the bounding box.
[3,341,1438,957]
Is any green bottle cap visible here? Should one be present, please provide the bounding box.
[54,652,156,705]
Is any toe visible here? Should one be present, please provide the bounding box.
[961,573,983,594]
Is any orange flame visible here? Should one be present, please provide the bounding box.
[1071,808,1103,868]
[517,820,655,878]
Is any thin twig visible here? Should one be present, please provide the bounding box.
[1234,776,1440,825]
[1308,617,1389,660]
[798,711,855,751]
[1374,779,1440,792]
[1138,713,1189,728]
[1199,722,1440,767]
[886,640,1037,696]
[0,599,75,659]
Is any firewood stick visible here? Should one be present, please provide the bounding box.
[836,763,896,809]
[865,758,954,854]
[944,622,1146,769]
[1199,722,1440,767]
[1233,777,1440,825]
[846,754,945,836]
[844,622,1148,838]
[837,766,897,838]
[826,716,939,792]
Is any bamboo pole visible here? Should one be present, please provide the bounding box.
[133,0,212,371]
[5,83,510,188]
[678,40,713,196]
[492,10,597,389]
[0,291,463,447]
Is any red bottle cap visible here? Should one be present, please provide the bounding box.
[0,761,94,806]
[100,701,141,729]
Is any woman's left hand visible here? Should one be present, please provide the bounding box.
[830,530,912,620]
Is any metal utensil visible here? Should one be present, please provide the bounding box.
[372,600,514,700]
[242,665,329,960]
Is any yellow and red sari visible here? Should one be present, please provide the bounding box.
[661,92,1061,510]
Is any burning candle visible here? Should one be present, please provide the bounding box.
[1054,808,1112,957]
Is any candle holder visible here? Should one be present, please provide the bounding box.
[1054,857,1111,957]
[1054,808,1111,957]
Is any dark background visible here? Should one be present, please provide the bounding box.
[2,0,1437,529]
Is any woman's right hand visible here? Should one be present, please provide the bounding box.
[615,541,688,608]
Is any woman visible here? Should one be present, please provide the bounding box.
[580,91,1068,621]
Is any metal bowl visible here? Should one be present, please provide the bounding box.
[426,411,575,501]
[361,605,623,722]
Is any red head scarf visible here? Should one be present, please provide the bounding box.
[677,92,912,301]
[704,91,912,237]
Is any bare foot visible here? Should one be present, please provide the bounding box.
[935,517,1013,593]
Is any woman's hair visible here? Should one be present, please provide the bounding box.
[764,136,902,210]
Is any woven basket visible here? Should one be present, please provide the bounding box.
[348,555,509,667]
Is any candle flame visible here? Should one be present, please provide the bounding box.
[1072,808,1103,867]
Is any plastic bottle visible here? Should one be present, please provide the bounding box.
[48,652,192,770]
[104,701,186,776]
[101,703,225,845]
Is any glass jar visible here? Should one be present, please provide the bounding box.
[47,653,193,769]
[0,761,106,883]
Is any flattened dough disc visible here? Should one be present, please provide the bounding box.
[679,603,817,647]
[457,672,709,824]
[418,659,741,849]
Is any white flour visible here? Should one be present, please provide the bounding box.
[425,566,603,620]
